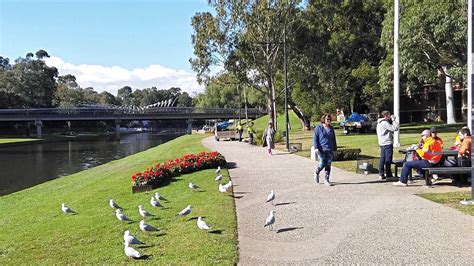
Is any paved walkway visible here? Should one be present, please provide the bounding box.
[202,137,474,264]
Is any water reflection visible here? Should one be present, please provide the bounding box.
[0,133,178,196]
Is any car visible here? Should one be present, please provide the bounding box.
[214,121,240,141]
[341,112,378,134]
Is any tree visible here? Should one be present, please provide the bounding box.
[98,91,119,105]
[190,0,303,127]
[176,91,193,107]
[117,86,133,106]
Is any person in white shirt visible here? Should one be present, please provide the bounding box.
[376,110,399,180]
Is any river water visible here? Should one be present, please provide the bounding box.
[0,133,178,196]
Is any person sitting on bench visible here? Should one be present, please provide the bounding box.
[445,127,471,167]
[393,129,443,186]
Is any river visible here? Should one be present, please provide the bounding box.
[0,133,179,196]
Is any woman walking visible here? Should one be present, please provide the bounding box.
[263,122,275,156]
[313,113,337,186]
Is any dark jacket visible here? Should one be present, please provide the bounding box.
[313,124,337,151]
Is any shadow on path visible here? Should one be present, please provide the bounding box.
[276,226,303,233]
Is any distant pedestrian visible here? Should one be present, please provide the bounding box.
[376,110,399,180]
[313,113,337,186]
[236,122,243,142]
[263,121,275,156]
[247,122,255,145]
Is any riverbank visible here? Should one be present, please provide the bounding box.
[0,134,237,264]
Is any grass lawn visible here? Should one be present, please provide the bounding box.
[418,191,474,216]
[0,134,237,264]
[0,138,40,144]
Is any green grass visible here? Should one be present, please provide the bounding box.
[0,138,40,144]
[418,192,474,216]
[0,134,237,264]
[252,111,302,133]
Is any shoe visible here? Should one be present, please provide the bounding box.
[432,174,439,181]
[407,180,415,184]
[314,173,320,184]
[378,175,385,180]
[324,180,333,186]
[392,181,408,187]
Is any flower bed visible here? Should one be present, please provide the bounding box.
[131,151,226,192]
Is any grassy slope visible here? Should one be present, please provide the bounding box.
[0,134,237,264]
[419,192,474,216]
[252,111,302,133]
[0,138,39,144]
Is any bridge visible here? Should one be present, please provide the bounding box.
[0,107,266,138]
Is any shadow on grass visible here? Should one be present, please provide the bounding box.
[136,255,153,260]
[138,245,154,249]
[188,216,205,221]
[275,201,296,206]
[276,226,303,233]
[209,229,224,234]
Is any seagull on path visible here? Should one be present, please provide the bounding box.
[116,209,133,222]
[218,183,227,193]
[123,230,144,245]
[215,175,223,182]
[61,203,76,214]
[176,205,192,217]
[154,192,167,201]
[215,166,221,173]
[266,190,275,205]
[189,182,199,190]
[124,242,141,259]
[138,205,155,218]
[109,199,122,209]
[222,180,232,190]
[264,210,276,231]
[197,216,211,231]
[150,196,162,207]
[139,220,159,232]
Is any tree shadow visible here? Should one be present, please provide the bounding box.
[276,226,303,233]
[209,229,224,234]
[226,161,238,169]
[275,201,296,206]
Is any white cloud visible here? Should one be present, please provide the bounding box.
[44,56,204,95]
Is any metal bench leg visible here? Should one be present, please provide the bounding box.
[424,171,432,186]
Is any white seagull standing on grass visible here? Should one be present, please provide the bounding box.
[176,205,192,217]
[109,199,122,209]
[150,196,162,207]
[123,230,144,245]
[264,210,276,231]
[215,174,223,182]
[124,242,141,259]
[139,220,160,232]
[197,217,211,231]
[218,183,227,193]
[61,203,76,214]
[189,182,199,190]
[222,180,233,190]
[266,190,275,205]
[215,166,221,173]
[138,205,155,218]
[154,192,166,201]
[116,209,133,222]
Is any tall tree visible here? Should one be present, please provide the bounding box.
[117,86,133,106]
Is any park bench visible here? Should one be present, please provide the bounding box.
[422,167,471,186]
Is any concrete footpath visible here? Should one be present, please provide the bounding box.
[202,137,474,265]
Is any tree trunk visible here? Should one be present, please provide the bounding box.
[443,66,456,124]
[289,103,311,131]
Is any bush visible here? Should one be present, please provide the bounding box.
[333,148,361,161]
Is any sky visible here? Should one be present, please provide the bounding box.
[0,0,212,95]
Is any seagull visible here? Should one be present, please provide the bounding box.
[264,210,276,231]
[150,196,162,207]
[154,192,167,201]
[189,182,199,190]
[139,220,159,232]
[124,241,141,259]
[215,175,223,182]
[266,190,275,205]
[197,216,211,231]
[109,199,122,209]
[138,205,155,218]
[176,205,192,217]
[215,166,221,173]
[123,230,144,245]
[61,203,76,214]
[116,209,133,222]
[222,180,232,190]
[218,183,227,193]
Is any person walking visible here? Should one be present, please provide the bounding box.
[247,122,255,145]
[376,110,399,180]
[236,122,243,142]
[313,113,337,186]
[263,122,275,156]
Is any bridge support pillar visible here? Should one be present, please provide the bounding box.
[115,120,121,139]
[35,120,43,139]
[187,119,192,135]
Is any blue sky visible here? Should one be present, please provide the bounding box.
[0,0,212,94]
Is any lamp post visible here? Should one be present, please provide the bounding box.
[284,26,290,151]
[393,0,401,147]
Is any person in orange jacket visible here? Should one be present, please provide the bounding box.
[393,129,443,186]
[457,127,471,159]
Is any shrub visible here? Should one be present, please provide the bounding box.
[132,151,226,187]
[333,148,361,161]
